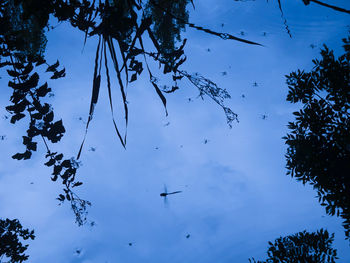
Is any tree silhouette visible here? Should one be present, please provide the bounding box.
[284,35,350,239]
[249,229,338,263]
[0,0,349,226]
[0,0,257,223]
[1,0,349,261]
[0,218,35,263]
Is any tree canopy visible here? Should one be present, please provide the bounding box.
[1,0,350,261]
[249,229,338,263]
[0,218,35,263]
[284,35,350,239]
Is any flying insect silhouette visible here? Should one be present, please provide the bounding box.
[160,185,182,206]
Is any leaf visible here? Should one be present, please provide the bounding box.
[150,79,168,116]
[31,112,42,119]
[50,68,66,79]
[55,153,63,160]
[45,158,55,167]
[36,83,51,97]
[52,165,62,175]
[22,63,33,75]
[107,37,129,135]
[7,69,20,78]
[130,73,137,82]
[35,57,46,66]
[43,111,54,123]
[57,194,65,201]
[8,73,39,91]
[51,174,58,181]
[77,36,102,160]
[12,153,25,160]
[46,60,59,72]
[12,151,31,160]
[61,160,71,168]
[46,120,66,143]
[10,113,25,123]
[103,40,126,148]
[72,181,83,188]
[27,142,37,151]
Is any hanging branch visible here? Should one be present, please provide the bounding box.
[303,0,350,14]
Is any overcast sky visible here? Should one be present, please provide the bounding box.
[1,0,350,262]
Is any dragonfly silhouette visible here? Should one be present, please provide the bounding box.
[160,185,182,206]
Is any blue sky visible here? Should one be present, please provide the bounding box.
[0,0,350,262]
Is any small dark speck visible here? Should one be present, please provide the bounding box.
[0,135,5,140]
[253,82,258,87]
[310,44,316,49]
[221,71,227,76]
[129,243,133,246]
[241,94,245,98]
[164,122,170,127]
[30,182,34,185]
[239,31,245,36]
[261,114,268,120]
[48,93,55,97]
[78,117,86,124]
[188,98,193,102]
[262,32,267,36]
[206,48,211,52]
[155,147,159,150]
[203,139,209,144]
[89,147,96,152]
[180,145,183,148]
[221,23,224,27]
[186,234,190,239]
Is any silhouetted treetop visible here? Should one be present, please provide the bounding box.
[0,218,35,263]
[249,229,338,263]
[284,34,350,239]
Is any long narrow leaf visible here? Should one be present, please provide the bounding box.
[106,37,128,145]
[77,36,102,159]
[138,36,168,116]
[103,40,126,148]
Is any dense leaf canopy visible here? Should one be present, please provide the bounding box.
[249,229,338,263]
[284,35,350,239]
[0,218,35,263]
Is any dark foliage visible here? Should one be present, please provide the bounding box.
[249,229,337,263]
[1,0,260,224]
[284,35,350,239]
[1,0,346,225]
[0,218,35,263]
